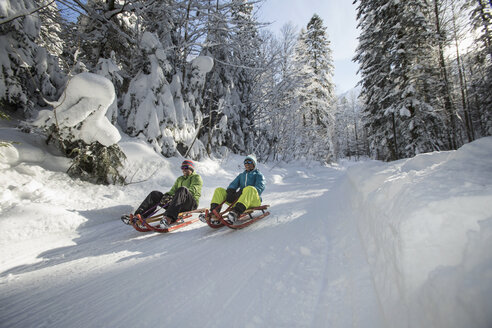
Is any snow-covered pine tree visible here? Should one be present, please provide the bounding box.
[225,0,263,154]
[291,28,317,160]
[76,0,138,73]
[334,90,365,160]
[292,14,335,162]
[121,31,181,155]
[120,0,214,159]
[355,0,446,160]
[0,110,13,147]
[444,0,476,144]
[199,1,234,157]
[464,0,492,137]
[0,0,65,117]
[117,0,175,154]
[197,0,266,157]
[254,23,301,161]
[73,0,140,107]
[430,0,462,149]
[33,72,126,185]
[354,0,393,160]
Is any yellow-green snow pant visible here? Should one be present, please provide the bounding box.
[210,186,261,210]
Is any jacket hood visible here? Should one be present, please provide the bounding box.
[245,154,257,168]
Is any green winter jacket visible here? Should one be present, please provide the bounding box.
[167,172,203,205]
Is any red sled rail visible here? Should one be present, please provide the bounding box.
[130,208,206,233]
[205,205,270,229]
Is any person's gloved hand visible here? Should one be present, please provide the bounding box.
[226,188,242,203]
[226,188,236,203]
[160,193,173,206]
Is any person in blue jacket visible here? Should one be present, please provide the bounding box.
[205,154,266,224]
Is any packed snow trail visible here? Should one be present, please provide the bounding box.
[2,129,491,327]
[0,163,384,327]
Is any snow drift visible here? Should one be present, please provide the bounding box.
[346,137,492,328]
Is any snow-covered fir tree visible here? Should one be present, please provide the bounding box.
[334,89,366,160]
[464,0,492,137]
[225,0,264,154]
[120,31,210,158]
[253,24,301,161]
[292,14,335,162]
[75,0,140,104]
[118,0,215,159]
[199,2,234,157]
[0,0,65,117]
[77,0,138,73]
[197,0,266,158]
[430,0,462,149]
[2,0,491,173]
[354,0,447,160]
[265,24,311,162]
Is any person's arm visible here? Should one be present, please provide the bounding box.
[227,173,241,190]
[167,176,181,196]
[254,171,266,195]
[188,174,203,201]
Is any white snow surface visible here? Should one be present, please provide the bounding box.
[33,72,121,146]
[0,119,491,328]
[191,55,214,73]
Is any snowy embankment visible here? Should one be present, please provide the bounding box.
[0,116,491,327]
[346,137,492,327]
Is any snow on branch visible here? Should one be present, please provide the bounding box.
[0,0,56,25]
[33,72,121,147]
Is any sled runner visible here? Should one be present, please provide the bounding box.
[123,207,206,233]
[202,200,270,230]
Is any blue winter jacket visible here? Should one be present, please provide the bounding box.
[228,169,266,196]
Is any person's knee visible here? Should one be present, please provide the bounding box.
[243,186,258,195]
[150,190,162,198]
[213,187,227,198]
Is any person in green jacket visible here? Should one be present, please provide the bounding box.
[121,160,203,227]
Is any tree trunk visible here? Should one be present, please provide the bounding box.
[181,0,193,81]
[392,113,399,160]
[449,1,475,143]
[433,0,458,149]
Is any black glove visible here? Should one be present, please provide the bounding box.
[160,193,173,206]
[226,188,242,203]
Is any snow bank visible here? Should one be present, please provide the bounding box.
[346,137,492,328]
[33,72,120,146]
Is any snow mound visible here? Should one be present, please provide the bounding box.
[346,136,492,328]
[33,72,120,146]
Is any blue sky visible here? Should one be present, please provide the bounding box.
[257,0,360,93]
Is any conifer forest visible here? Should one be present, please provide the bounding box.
[1,0,491,179]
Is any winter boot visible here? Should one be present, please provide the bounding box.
[210,203,221,214]
[225,211,238,224]
[121,214,131,225]
[225,203,246,224]
[160,216,173,227]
